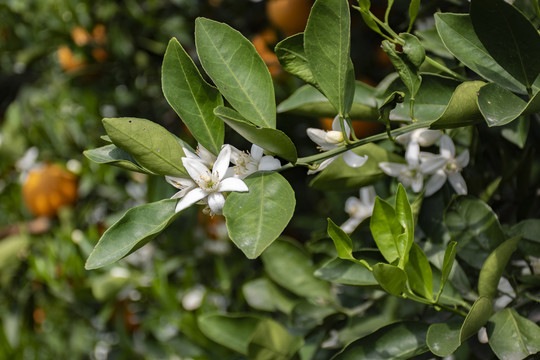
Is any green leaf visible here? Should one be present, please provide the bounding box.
[103,117,186,177]
[372,263,407,296]
[439,241,457,297]
[275,33,316,86]
[242,278,296,314]
[508,219,540,257]
[426,322,461,357]
[214,106,297,163]
[370,198,402,264]
[405,243,433,300]
[487,308,540,360]
[500,117,530,149]
[195,18,275,128]
[435,13,527,94]
[290,301,337,330]
[161,37,224,155]
[247,319,304,360]
[408,0,421,31]
[478,236,520,299]
[261,239,333,300]
[277,82,379,120]
[478,84,540,127]
[197,314,261,355]
[326,218,353,259]
[444,196,506,269]
[332,322,430,360]
[470,0,540,90]
[382,36,423,100]
[314,257,378,286]
[429,81,485,129]
[395,183,414,267]
[310,143,403,190]
[85,199,180,269]
[460,296,493,342]
[83,144,155,174]
[223,172,295,259]
[305,0,354,115]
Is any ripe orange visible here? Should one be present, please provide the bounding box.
[57,46,86,72]
[266,0,312,36]
[70,26,92,46]
[22,163,78,217]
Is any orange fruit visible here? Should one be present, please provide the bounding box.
[70,26,92,46]
[22,163,78,217]
[266,0,312,36]
[319,117,383,139]
[251,29,282,78]
[92,47,108,63]
[92,24,107,45]
[57,45,86,72]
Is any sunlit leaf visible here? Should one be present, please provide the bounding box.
[478,236,520,299]
[197,314,261,355]
[372,263,407,296]
[83,144,155,174]
[248,318,304,360]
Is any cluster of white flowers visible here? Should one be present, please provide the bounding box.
[306,115,368,174]
[166,143,280,215]
[379,129,469,197]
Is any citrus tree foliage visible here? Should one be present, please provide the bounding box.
[82,0,540,358]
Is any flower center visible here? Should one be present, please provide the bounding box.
[325,131,344,145]
[198,172,218,191]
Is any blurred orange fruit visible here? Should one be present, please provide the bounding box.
[92,24,107,45]
[57,45,86,72]
[319,117,383,139]
[266,0,312,36]
[251,28,282,78]
[22,163,78,217]
[92,47,108,63]
[71,26,92,46]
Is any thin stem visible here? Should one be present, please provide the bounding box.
[384,0,395,25]
[425,56,468,81]
[371,12,403,44]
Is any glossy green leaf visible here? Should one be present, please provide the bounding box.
[197,314,261,355]
[242,278,296,314]
[356,7,384,36]
[487,308,540,360]
[378,74,460,123]
[261,239,333,300]
[305,0,354,115]
[478,236,519,299]
[405,243,433,300]
[435,13,527,94]
[500,117,530,149]
[83,144,155,174]
[327,218,353,259]
[470,0,540,90]
[478,84,540,127]
[332,322,429,360]
[310,143,403,190]
[277,82,379,120]
[395,183,414,267]
[509,219,540,257]
[248,319,304,360]
[195,18,275,128]
[372,263,407,296]
[426,322,461,357]
[162,37,224,155]
[85,199,180,269]
[103,117,186,177]
[370,198,402,264]
[440,241,457,296]
[429,81,485,129]
[223,172,295,259]
[408,0,421,31]
[460,296,493,342]
[382,37,423,100]
[314,257,378,286]
[444,196,506,269]
[214,106,297,163]
[275,33,316,86]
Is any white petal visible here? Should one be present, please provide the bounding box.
[448,173,467,195]
[182,145,198,159]
[379,162,407,177]
[213,145,232,180]
[344,196,362,216]
[420,154,447,174]
[306,128,329,147]
[217,177,249,192]
[456,150,470,168]
[417,129,442,147]
[165,176,195,189]
[343,151,368,168]
[405,141,420,166]
[424,171,447,197]
[309,157,337,174]
[439,134,455,158]
[258,156,281,171]
[182,157,211,181]
[208,192,226,215]
[229,145,243,165]
[250,144,264,161]
[198,144,217,166]
[395,132,411,146]
[331,115,351,136]
[340,217,362,234]
[175,188,207,213]
[411,174,424,193]
[360,186,376,206]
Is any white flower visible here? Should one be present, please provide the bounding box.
[396,128,442,148]
[228,144,281,179]
[182,143,217,168]
[341,186,376,233]
[420,134,469,196]
[306,115,368,174]
[379,141,429,193]
[170,145,249,215]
